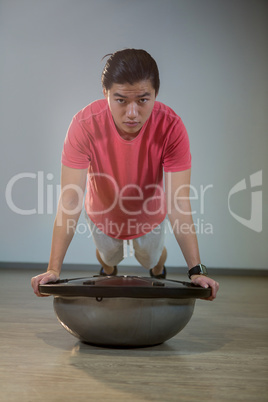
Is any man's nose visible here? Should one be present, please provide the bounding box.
[126,102,138,119]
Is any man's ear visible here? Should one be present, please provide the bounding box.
[103,88,108,99]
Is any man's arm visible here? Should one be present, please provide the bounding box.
[165,169,219,300]
[31,165,88,297]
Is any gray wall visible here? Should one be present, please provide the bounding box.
[1,0,267,269]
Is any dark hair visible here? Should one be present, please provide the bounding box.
[101,49,160,95]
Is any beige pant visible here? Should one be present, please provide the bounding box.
[86,215,165,269]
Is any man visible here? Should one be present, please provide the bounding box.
[31,49,219,300]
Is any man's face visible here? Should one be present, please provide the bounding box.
[103,80,157,139]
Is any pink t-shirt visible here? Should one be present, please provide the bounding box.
[62,99,191,239]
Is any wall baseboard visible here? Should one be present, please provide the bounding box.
[0,262,267,276]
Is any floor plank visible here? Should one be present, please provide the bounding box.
[0,268,267,402]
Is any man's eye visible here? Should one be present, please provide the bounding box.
[139,99,148,104]
[116,99,125,104]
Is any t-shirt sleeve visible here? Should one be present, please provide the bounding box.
[61,116,91,169]
[162,118,192,172]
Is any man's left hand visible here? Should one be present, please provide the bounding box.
[190,275,219,301]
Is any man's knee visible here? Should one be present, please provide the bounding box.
[98,247,124,267]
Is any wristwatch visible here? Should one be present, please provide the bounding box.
[188,264,208,279]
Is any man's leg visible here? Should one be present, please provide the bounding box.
[133,221,166,273]
[96,249,115,275]
[150,246,167,276]
[85,215,123,272]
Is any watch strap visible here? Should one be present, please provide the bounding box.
[188,264,208,279]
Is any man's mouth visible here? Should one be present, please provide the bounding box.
[124,121,139,127]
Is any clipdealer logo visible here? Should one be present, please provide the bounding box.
[5,172,60,215]
[5,170,263,233]
[227,170,263,233]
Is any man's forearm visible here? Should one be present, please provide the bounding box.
[168,209,201,269]
[47,210,82,274]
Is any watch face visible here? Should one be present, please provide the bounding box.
[188,264,208,279]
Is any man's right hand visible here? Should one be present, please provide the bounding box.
[31,270,60,297]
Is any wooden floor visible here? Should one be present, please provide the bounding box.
[0,268,268,402]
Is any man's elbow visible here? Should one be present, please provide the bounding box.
[59,190,83,215]
[167,199,192,218]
